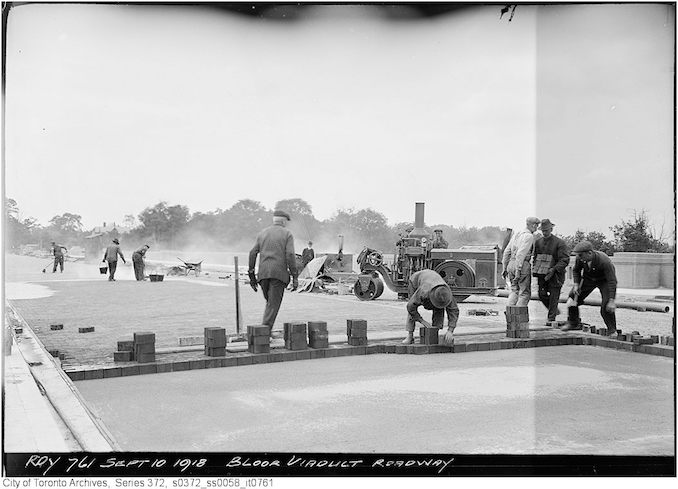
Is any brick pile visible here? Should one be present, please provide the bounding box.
[204,327,226,357]
[419,327,439,345]
[346,319,368,346]
[247,325,270,354]
[506,306,529,339]
[134,332,156,363]
[113,340,135,362]
[307,321,329,349]
[283,322,308,350]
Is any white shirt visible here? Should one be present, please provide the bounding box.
[502,227,535,268]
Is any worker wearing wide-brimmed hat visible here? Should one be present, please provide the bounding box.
[563,240,618,334]
[532,219,570,323]
[402,269,459,346]
[102,238,126,281]
[248,209,299,334]
[50,241,68,273]
[502,216,540,306]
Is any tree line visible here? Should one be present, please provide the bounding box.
[5,197,674,255]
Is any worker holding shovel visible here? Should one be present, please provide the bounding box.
[562,240,618,335]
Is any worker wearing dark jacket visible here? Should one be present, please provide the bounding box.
[102,238,126,281]
[532,219,570,322]
[403,269,459,346]
[301,241,315,269]
[51,241,67,273]
[132,244,150,281]
[248,210,299,334]
[564,240,618,334]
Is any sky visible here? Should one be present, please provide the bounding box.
[3,3,675,239]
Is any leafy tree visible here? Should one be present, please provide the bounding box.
[48,213,83,233]
[611,210,671,252]
[275,198,319,243]
[122,214,137,229]
[138,201,190,247]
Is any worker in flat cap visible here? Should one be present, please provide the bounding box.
[532,219,570,323]
[563,240,618,334]
[248,209,298,335]
[402,269,459,346]
[502,216,540,306]
[132,244,151,281]
[431,228,449,249]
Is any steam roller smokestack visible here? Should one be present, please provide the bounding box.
[409,202,428,238]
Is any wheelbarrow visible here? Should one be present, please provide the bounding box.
[177,258,203,277]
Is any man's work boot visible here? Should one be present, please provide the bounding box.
[401,334,414,345]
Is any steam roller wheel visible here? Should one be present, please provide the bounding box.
[353,276,382,301]
[434,260,476,290]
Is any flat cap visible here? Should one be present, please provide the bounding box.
[273,209,291,221]
[573,240,593,253]
[434,228,443,232]
[112,238,120,244]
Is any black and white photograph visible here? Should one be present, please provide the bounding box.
[2,1,675,478]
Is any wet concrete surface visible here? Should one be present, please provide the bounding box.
[76,346,674,454]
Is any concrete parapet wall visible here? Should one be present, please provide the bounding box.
[564,253,674,289]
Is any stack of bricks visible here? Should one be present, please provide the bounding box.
[506,306,530,339]
[133,332,156,363]
[283,322,308,351]
[114,340,135,362]
[204,327,227,357]
[247,325,270,354]
[419,327,439,345]
[50,324,64,331]
[660,336,675,346]
[346,319,368,346]
[307,321,329,349]
[78,327,95,333]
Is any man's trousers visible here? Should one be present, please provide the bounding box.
[574,280,617,332]
[507,260,532,306]
[107,260,118,281]
[537,276,563,321]
[133,254,145,281]
[53,256,64,272]
[259,278,286,331]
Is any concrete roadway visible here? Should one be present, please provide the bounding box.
[76,345,674,454]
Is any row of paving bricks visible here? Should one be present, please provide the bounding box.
[62,324,674,382]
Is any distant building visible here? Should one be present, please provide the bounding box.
[84,222,131,259]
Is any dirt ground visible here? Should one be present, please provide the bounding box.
[5,255,674,368]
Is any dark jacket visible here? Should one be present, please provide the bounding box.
[249,223,297,285]
[103,244,125,263]
[532,235,570,285]
[52,244,67,257]
[301,247,315,265]
[573,251,618,299]
[407,270,458,323]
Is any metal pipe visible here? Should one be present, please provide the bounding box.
[495,290,671,313]
[410,202,428,238]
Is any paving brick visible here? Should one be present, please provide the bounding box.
[156,362,173,373]
[133,332,155,344]
[189,359,206,369]
[384,345,397,354]
[489,341,502,350]
[135,343,155,354]
[172,361,190,371]
[309,349,326,359]
[419,327,439,345]
[206,347,226,357]
[179,336,204,347]
[251,353,269,364]
[294,350,312,361]
[348,337,368,346]
[137,352,156,363]
[247,325,270,336]
[269,352,286,363]
[466,343,479,352]
[248,343,270,354]
[309,340,329,349]
[84,369,104,380]
[366,345,382,355]
[234,355,253,366]
[351,346,367,356]
[395,345,408,354]
[476,342,490,352]
[307,321,328,333]
[337,347,353,357]
[499,340,511,349]
[50,324,64,331]
[139,364,157,375]
[220,357,238,367]
[660,348,674,358]
[534,339,548,348]
[429,345,452,354]
[120,365,140,376]
[78,327,95,333]
[117,340,134,351]
[66,370,84,381]
[102,367,122,378]
[113,351,133,362]
[410,345,429,355]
